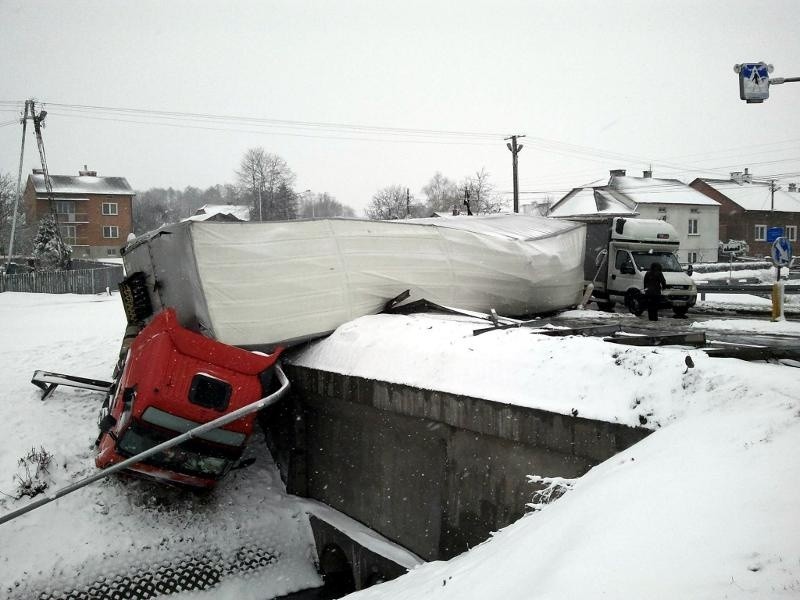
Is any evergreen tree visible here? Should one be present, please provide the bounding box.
[32,215,71,271]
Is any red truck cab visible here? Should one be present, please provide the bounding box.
[96,308,281,488]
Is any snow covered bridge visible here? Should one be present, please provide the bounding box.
[263,313,652,570]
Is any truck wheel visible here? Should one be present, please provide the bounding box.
[597,301,616,312]
[625,290,644,316]
[673,306,689,318]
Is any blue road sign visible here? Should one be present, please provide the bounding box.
[738,62,770,102]
[771,237,792,267]
[767,227,784,243]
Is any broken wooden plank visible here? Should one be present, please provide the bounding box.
[604,331,707,347]
[703,345,800,362]
[535,323,622,337]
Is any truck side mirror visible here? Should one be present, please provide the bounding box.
[594,249,607,267]
[98,414,117,434]
[686,264,693,276]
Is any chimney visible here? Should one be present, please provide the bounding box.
[730,171,743,184]
[610,169,626,177]
[789,183,797,192]
[643,170,652,178]
[743,167,752,183]
[79,165,97,176]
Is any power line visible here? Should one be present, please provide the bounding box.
[44,110,502,146]
[44,101,508,140]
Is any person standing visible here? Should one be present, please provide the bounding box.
[643,262,667,321]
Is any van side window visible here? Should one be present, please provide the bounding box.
[615,250,632,271]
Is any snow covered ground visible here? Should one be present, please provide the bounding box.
[289,311,800,599]
[0,292,320,600]
[1,291,799,599]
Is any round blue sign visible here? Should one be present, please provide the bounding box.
[771,237,793,267]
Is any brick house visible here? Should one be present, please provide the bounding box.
[549,169,720,263]
[24,167,135,259]
[689,171,800,258]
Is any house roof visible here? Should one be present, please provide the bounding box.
[610,175,719,206]
[185,204,251,222]
[29,174,134,196]
[695,180,800,212]
[548,187,638,218]
[551,174,718,219]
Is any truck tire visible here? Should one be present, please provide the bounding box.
[625,290,644,316]
[597,301,616,312]
[673,306,689,318]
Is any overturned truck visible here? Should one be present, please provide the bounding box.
[101,215,586,487]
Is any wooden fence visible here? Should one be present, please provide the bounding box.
[0,266,125,295]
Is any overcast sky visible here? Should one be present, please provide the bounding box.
[2,0,799,213]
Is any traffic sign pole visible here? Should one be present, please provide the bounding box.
[772,280,785,322]
[770,236,792,322]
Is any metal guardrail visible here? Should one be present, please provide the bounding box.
[696,283,800,300]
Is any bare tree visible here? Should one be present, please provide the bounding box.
[299,192,356,218]
[365,185,423,220]
[467,167,504,214]
[422,172,459,214]
[236,148,296,221]
[0,172,16,256]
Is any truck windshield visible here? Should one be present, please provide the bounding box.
[631,251,683,273]
[117,422,234,478]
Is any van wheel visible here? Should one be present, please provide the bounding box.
[625,290,644,316]
[597,301,616,312]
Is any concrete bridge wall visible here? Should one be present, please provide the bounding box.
[264,365,650,563]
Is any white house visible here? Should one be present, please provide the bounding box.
[549,169,720,263]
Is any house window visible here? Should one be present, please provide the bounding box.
[688,219,699,236]
[102,202,118,216]
[106,248,118,256]
[754,224,766,241]
[657,207,666,213]
[690,208,699,213]
[103,226,119,239]
[786,225,797,241]
[60,225,77,245]
[687,251,698,263]
[55,200,75,214]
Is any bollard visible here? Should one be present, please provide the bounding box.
[771,279,785,322]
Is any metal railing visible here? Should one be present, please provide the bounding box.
[696,282,800,300]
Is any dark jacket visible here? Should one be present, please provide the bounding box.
[643,268,667,295]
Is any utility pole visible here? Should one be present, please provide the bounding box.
[463,185,473,215]
[505,134,525,213]
[30,103,55,216]
[6,100,30,270]
[770,179,777,213]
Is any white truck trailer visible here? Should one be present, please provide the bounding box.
[584,217,697,316]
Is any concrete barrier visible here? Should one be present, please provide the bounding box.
[265,366,651,562]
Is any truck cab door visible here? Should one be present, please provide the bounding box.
[610,249,641,296]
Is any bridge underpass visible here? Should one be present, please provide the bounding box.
[262,364,651,587]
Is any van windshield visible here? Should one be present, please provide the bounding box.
[631,251,683,273]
